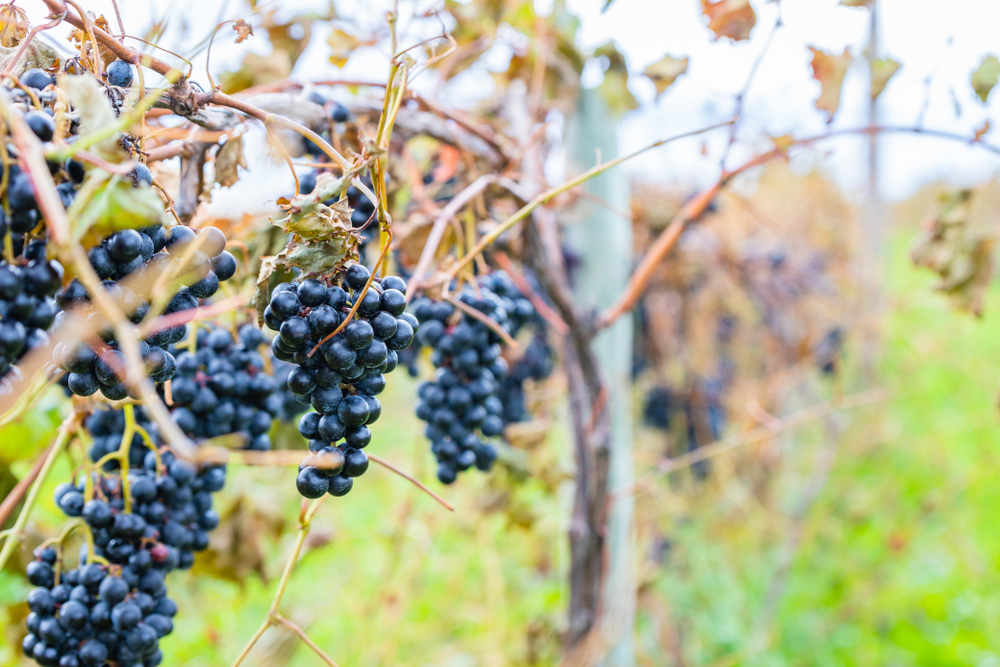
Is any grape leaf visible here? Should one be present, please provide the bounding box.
[809,47,852,120]
[910,190,994,316]
[0,40,58,79]
[0,5,27,47]
[972,55,1000,103]
[69,173,167,245]
[58,73,121,161]
[327,28,360,68]
[701,0,756,42]
[643,54,689,98]
[214,134,247,188]
[870,58,900,99]
[232,19,254,44]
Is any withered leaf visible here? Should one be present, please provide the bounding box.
[809,47,852,120]
[233,19,254,44]
[214,134,247,188]
[0,5,27,48]
[870,57,900,99]
[0,41,58,79]
[910,190,994,316]
[58,73,121,161]
[701,0,756,42]
[839,0,873,6]
[643,54,688,98]
[972,55,1000,103]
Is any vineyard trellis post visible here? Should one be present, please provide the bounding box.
[563,87,636,665]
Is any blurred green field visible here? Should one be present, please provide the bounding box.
[3,232,1000,667]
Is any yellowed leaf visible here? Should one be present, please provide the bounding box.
[0,5,27,48]
[870,57,899,99]
[327,28,360,68]
[839,0,873,7]
[643,54,688,98]
[232,19,254,44]
[701,0,756,42]
[771,134,795,152]
[972,55,1000,103]
[809,47,852,120]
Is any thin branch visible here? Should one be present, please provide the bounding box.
[493,252,569,336]
[0,436,57,528]
[445,295,519,350]
[367,452,455,512]
[273,616,341,667]
[444,120,736,280]
[0,415,78,571]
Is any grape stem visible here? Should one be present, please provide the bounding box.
[230,498,337,667]
[367,453,455,512]
[0,414,80,572]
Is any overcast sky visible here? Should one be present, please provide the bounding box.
[24,0,1000,204]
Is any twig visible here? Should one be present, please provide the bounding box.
[367,452,454,512]
[493,252,569,336]
[443,120,736,281]
[0,415,78,571]
[445,295,519,350]
[406,174,500,303]
[0,436,56,529]
[273,616,341,667]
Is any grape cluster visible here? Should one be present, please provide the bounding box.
[24,407,227,667]
[166,324,278,450]
[52,225,237,400]
[496,329,554,424]
[263,264,417,498]
[410,272,536,484]
[0,250,62,385]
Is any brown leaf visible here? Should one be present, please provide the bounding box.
[975,120,991,142]
[839,0,873,6]
[910,190,994,316]
[701,0,756,42]
[972,55,1000,103]
[643,54,688,98]
[0,5,27,48]
[870,57,900,99]
[232,19,254,44]
[809,47,852,120]
[195,494,288,584]
[327,28,360,68]
[214,134,247,188]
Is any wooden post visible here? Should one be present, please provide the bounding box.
[563,87,635,666]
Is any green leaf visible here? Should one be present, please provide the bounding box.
[971,55,1000,103]
[70,173,166,244]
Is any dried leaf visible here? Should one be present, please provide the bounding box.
[214,134,247,188]
[701,0,756,42]
[643,54,688,98]
[870,57,899,99]
[771,134,795,152]
[809,47,852,120]
[196,494,287,584]
[233,19,254,44]
[58,73,121,161]
[972,55,1000,103]
[327,28,360,68]
[910,190,994,316]
[975,121,990,142]
[0,5,27,47]
[253,254,284,325]
[0,41,58,79]
[839,0,873,6]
